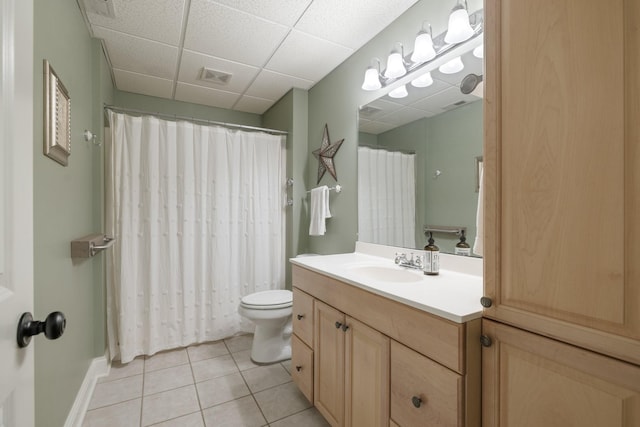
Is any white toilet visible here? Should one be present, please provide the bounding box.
[238,289,293,364]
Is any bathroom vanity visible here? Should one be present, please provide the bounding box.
[290,243,482,427]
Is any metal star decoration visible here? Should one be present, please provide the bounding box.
[313,124,344,184]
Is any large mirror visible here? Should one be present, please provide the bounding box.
[358,36,483,255]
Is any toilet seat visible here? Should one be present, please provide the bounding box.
[240,290,292,310]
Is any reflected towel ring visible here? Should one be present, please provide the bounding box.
[433,170,442,179]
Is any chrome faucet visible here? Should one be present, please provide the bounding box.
[394,252,423,270]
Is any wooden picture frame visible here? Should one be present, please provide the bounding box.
[43,60,71,166]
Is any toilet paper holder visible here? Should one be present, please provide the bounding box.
[71,234,116,258]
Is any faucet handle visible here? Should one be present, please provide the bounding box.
[413,254,423,267]
[394,252,406,264]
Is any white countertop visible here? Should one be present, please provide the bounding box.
[290,242,484,323]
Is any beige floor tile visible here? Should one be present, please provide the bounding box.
[241,364,291,393]
[145,348,189,372]
[98,358,144,383]
[141,385,200,426]
[196,372,250,409]
[230,349,260,371]
[144,364,194,396]
[253,382,311,423]
[269,407,330,427]
[280,359,292,374]
[88,375,143,410]
[82,398,141,427]
[223,334,253,353]
[148,411,204,427]
[201,396,266,427]
[191,354,238,383]
[187,341,229,363]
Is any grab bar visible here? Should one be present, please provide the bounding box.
[424,225,466,236]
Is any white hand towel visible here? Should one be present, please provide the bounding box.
[309,186,332,236]
[473,168,484,256]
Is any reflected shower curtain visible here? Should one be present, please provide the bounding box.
[358,146,416,248]
[105,111,285,363]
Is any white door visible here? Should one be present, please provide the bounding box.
[0,0,35,426]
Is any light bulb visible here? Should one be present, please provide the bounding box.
[439,56,464,74]
[444,4,474,44]
[388,85,408,98]
[361,67,382,91]
[384,51,406,79]
[473,44,484,58]
[411,71,434,88]
[410,32,436,63]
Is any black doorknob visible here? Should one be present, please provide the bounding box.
[17,311,66,348]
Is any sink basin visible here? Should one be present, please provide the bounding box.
[348,265,423,283]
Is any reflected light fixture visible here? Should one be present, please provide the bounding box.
[439,56,464,74]
[473,43,484,58]
[388,85,408,98]
[411,71,434,88]
[361,59,382,90]
[384,44,407,79]
[444,0,474,44]
[410,25,436,63]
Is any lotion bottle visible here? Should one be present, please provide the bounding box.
[423,232,440,275]
[455,230,471,256]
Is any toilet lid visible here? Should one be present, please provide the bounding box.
[241,290,292,309]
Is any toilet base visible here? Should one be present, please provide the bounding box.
[249,318,292,364]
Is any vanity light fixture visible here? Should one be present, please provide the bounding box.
[439,56,464,74]
[473,43,484,58]
[361,59,383,90]
[384,43,407,79]
[411,71,434,88]
[444,0,474,44]
[410,24,436,63]
[388,85,409,98]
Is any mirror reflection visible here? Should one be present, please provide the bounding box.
[358,47,483,255]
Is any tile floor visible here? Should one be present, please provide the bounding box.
[82,334,329,427]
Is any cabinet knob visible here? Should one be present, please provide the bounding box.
[411,396,422,408]
[480,296,493,308]
[335,321,342,329]
[297,314,304,320]
[341,324,349,332]
[480,335,493,347]
[295,365,302,372]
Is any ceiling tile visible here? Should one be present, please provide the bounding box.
[411,86,479,115]
[245,70,314,101]
[379,106,433,126]
[265,30,353,81]
[210,0,312,26]
[234,95,275,115]
[94,26,178,79]
[359,120,398,135]
[174,82,240,109]
[184,0,290,67]
[178,49,260,93]
[113,69,174,99]
[294,0,420,49]
[84,0,185,45]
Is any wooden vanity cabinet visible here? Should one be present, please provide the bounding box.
[292,264,480,427]
[291,288,314,402]
[483,0,640,424]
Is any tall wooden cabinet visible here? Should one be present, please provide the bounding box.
[483,0,640,424]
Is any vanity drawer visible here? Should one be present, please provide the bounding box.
[390,340,463,427]
[293,287,314,347]
[291,334,314,403]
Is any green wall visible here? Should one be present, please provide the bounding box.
[372,100,483,253]
[33,1,113,426]
[306,0,482,255]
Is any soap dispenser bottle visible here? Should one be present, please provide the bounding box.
[423,232,440,275]
[455,230,471,256]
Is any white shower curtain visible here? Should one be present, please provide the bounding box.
[105,111,285,363]
[358,146,416,248]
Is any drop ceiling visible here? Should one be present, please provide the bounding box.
[79,0,420,115]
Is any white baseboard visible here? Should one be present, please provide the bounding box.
[64,351,111,427]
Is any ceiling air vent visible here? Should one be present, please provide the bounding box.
[359,105,383,118]
[442,100,467,111]
[199,68,232,86]
[83,0,116,18]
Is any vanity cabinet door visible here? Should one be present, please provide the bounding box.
[344,316,389,427]
[484,0,640,364]
[482,319,640,427]
[314,300,345,426]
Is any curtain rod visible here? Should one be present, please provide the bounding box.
[104,104,288,136]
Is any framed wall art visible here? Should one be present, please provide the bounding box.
[43,60,71,166]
